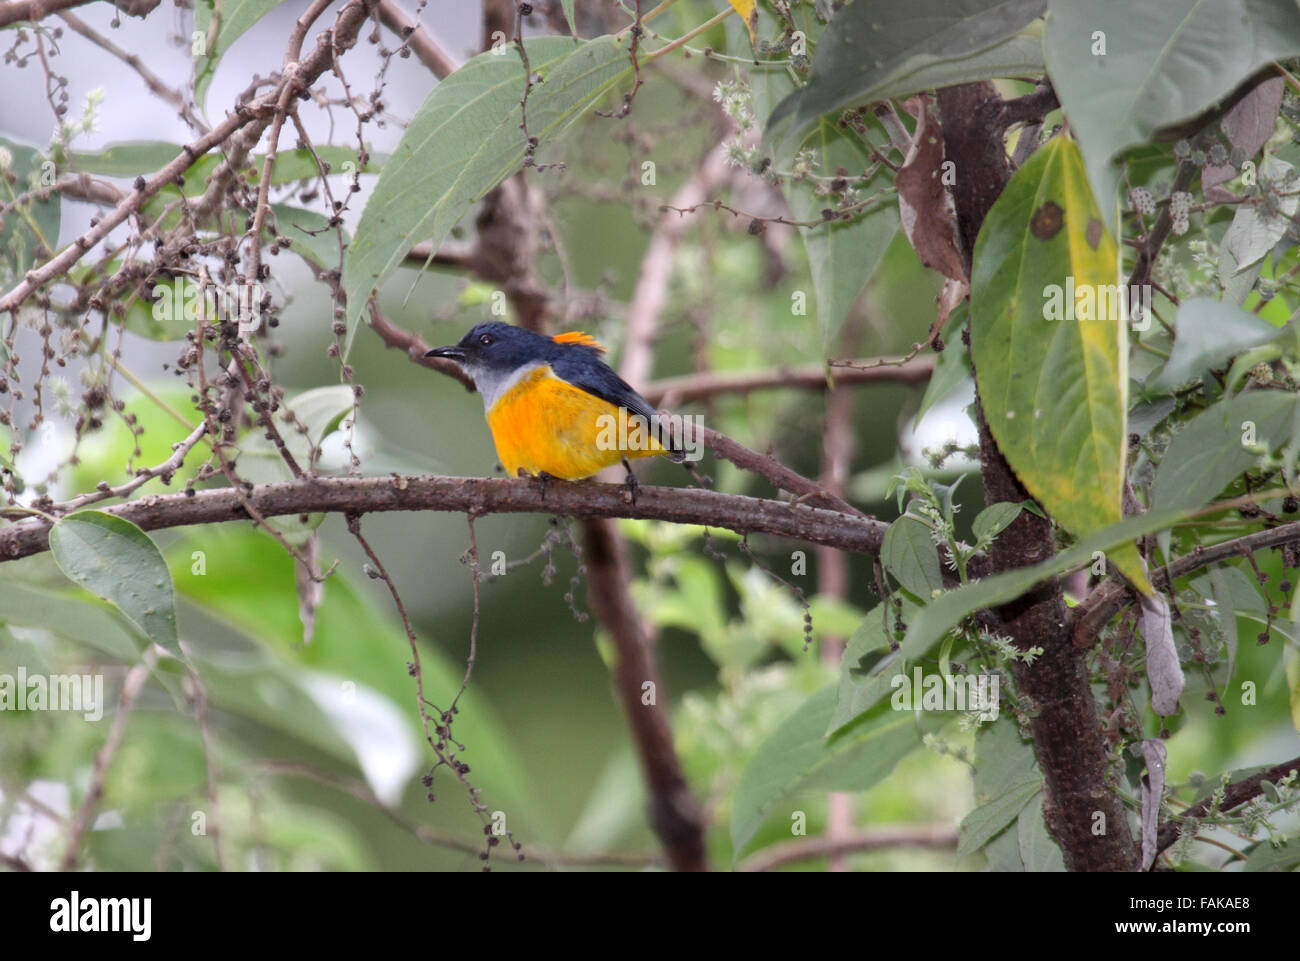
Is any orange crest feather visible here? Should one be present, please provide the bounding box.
[552,330,605,352]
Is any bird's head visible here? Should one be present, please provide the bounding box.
[425,322,556,405]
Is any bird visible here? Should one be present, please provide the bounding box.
[425,322,685,485]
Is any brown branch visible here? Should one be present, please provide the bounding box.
[377,0,460,79]
[1154,756,1300,862]
[368,300,476,389]
[58,9,207,133]
[583,517,708,871]
[1070,518,1300,646]
[622,137,731,389]
[738,824,958,872]
[698,426,864,517]
[642,355,934,405]
[0,474,889,564]
[0,0,157,29]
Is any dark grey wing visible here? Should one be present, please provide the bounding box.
[549,349,683,457]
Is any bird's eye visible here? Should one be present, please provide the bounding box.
[479,333,494,346]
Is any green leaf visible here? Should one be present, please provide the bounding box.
[901,505,1192,662]
[170,525,538,830]
[193,0,285,109]
[1150,297,1282,390]
[0,580,142,663]
[1017,791,1066,870]
[70,141,185,177]
[970,135,1149,591]
[982,823,1026,870]
[731,685,919,857]
[269,203,346,272]
[191,652,361,764]
[1243,837,1300,871]
[753,51,899,353]
[1043,0,1300,230]
[1287,638,1300,735]
[797,121,900,353]
[958,773,1041,857]
[343,36,632,358]
[974,717,1037,801]
[1223,158,1300,269]
[561,0,577,35]
[829,597,921,734]
[48,511,179,652]
[1150,389,1300,512]
[0,137,61,286]
[972,501,1023,543]
[882,516,944,598]
[767,0,1046,145]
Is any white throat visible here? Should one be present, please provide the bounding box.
[468,360,547,411]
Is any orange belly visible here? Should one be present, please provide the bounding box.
[485,367,667,480]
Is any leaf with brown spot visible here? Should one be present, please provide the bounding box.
[970,136,1150,593]
[1028,201,1063,239]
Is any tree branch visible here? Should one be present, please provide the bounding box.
[1154,756,1300,863]
[1070,518,1300,646]
[0,0,157,29]
[643,355,934,405]
[583,517,708,871]
[376,0,460,79]
[738,824,958,872]
[0,474,888,564]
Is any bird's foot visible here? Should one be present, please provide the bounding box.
[621,457,639,505]
[520,468,554,502]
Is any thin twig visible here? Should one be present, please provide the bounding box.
[60,645,161,870]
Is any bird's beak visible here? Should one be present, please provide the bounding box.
[425,345,466,362]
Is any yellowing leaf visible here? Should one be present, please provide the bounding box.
[970,136,1150,594]
[729,0,759,49]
